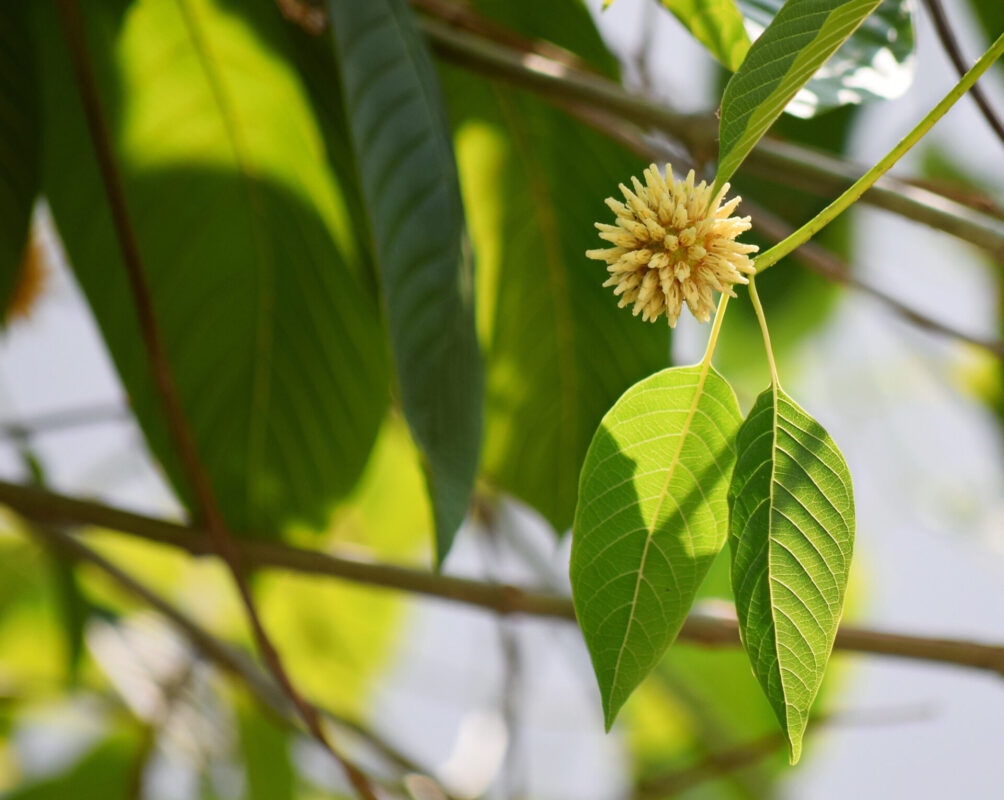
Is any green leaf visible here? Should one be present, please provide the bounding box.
[660,1,752,70]
[716,0,883,186]
[0,2,39,314]
[34,0,388,537]
[3,734,138,800]
[329,0,483,563]
[440,0,668,533]
[728,385,854,763]
[737,0,915,117]
[571,364,743,729]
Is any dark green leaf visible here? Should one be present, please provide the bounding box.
[717,0,883,186]
[329,0,483,563]
[35,0,389,536]
[571,364,742,728]
[728,385,854,763]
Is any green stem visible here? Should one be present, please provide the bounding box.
[754,30,1004,275]
[700,293,730,367]
[748,278,779,387]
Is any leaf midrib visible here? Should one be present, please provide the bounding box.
[606,362,713,719]
[175,0,275,523]
[494,87,578,510]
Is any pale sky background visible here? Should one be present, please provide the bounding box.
[0,1,1002,798]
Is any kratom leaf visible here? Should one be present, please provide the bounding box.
[329,0,483,564]
[716,0,883,186]
[728,384,854,763]
[571,364,742,728]
[0,2,39,315]
[35,0,389,536]
[440,0,667,533]
[737,0,915,117]
[659,1,752,70]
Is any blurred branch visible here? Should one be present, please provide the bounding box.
[23,522,433,790]
[57,3,376,796]
[634,706,930,799]
[743,200,1004,360]
[0,403,129,440]
[3,480,1004,678]
[415,13,1004,259]
[923,0,1004,148]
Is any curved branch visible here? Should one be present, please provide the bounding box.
[923,0,1004,148]
[2,480,1002,678]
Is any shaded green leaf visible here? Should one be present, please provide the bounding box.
[716,0,883,186]
[660,1,752,70]
[3,734,138,800]
[728,385,854,763]
[440,0,668,533]
[0,2,39,314]
[329,0,483,563]
[238,704,295,800]
[737,0,915,117]
[571,364,742,728]
[35,0,388,537]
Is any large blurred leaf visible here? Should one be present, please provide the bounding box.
[571,365,742,728]
[716,0,883,186]
[728,385,854,763]
[737,0,915,117]
[259,415,431,718]
[328,0,483,564]
[34,0,388,536]
[0,3,39,314]
[439,0,668,533]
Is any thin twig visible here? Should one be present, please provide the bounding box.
[0,403,129,440]
[923,0,1004,148]
[56,3,376,796]
[23,522,431,790]
[2,480,1003,678]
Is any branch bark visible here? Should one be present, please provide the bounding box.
[56,3,376,796]
[2,480,1002,678]
[416,14,1004,260]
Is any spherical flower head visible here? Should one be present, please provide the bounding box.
[586,163,758,326]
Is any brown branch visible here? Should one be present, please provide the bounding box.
[3,480,1003,678]
[56,3,376,796]
[23,522,431,789]
[923,0,1004,148]
[414,14,1004,259]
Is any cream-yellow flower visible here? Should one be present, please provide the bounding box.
[586,163,758,326]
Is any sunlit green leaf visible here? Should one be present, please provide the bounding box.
[0,2,39,315]
[728,385,854,763]
[660,1,752,70]
[716,0,883,186]
[329,0,483,564]
[571,364,742,728]
[737,0,914,117]
[34,0,389,537]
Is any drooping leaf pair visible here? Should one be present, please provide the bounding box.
[570,362,854,761]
